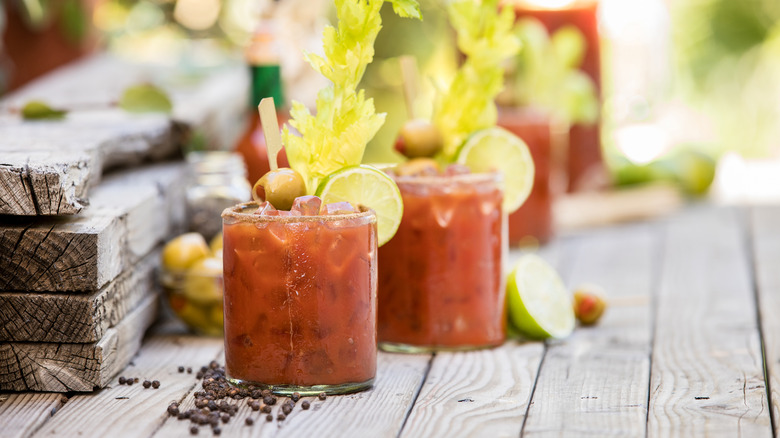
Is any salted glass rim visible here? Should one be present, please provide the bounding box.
[222,201,377,224]
[391,170,503,186]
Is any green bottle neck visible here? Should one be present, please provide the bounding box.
[250,64,284,110]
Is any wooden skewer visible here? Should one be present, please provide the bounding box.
[258,97,283,171]
[399,55,419,119]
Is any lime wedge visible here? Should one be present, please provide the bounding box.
[315,164,403,246]
[455,127,535,213]
[506,254,575,340]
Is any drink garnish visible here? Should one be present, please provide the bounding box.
[433,0,521,162]
[282,0,422,194]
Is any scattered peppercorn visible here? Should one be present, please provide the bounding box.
[178,366,185,373]
[301,401,310,410]
[291,392,301,402]
[143,380,152,389]
[168,404,180,416]
[263,396,276,405]
[127,379,134,386]
[134,378,140,383]
[282,404,292,415]
[277,413,286,421]
[152,380,160,389]
[250,402,260,411]
[266,414,273,422]
[318,392,326,400]
[261,405,271,414]
[245,418,254,426]
[212,427,221,436]
[187,367,193,374]
[118,376,126,385]
[207,401,218,411]
[190,426,198,435]
[220,413,229,424]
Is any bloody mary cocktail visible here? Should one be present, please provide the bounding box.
[222,202,378,395]
[498,107,555,245]
[378,172,507,352]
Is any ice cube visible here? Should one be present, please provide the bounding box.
[253,201,277,215]
[291,195,322,216]
[321,202,357,215]
[444,164,471,176]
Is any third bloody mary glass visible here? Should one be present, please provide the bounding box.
[378,172,507,352]
[222,202,378,394]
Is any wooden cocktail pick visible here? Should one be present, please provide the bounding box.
[258,97,283,171]
[399,55,419,119]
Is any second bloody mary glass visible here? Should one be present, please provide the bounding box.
[222,202,378,395]
[378,172,507,352]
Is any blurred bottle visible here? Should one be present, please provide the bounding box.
[234,3,289,185]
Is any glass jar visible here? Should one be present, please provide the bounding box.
[378,172,507,352]
[186,152,251,240]
[222,202,378,395]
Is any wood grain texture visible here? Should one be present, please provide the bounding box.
[401,343,544,438]
[523,223,656,437]
[749,205,780,435]
[0,249,160,343]
[0,53,247,216]
[31,335,223,438]
[0,161,187,292]
[0,293,159,392]
[647,206,772,437]
[148,352,430,438]
[0,393,65,438]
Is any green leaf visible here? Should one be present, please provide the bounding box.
[551,26,586,70]
[283,0,421,193]
[60,0,88,44]
[433,0,521,160]
[21,100,67,120]
[119,84,173,114]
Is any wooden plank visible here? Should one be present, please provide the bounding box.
[400,343,544,438]
[0,293,159,392]
[0,249,160,343]
[522,223,656,436]
[0,161,187,292]
[31,335,223,438]
[151,352,431,438]
[0,393,65,438]
[647,206,772,437]
[0,53,247,216]
[750,205,780,434]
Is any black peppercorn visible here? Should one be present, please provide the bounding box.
[318,392,326,400]
[291,392,300,402]
[187,367,193,374]
[266,414,273,422]
[221,413,229,424]
[118,376,126,385]
[127,379,134,386]
[143,380,152,389]
[178,366,185,373]
[261,405,272,414]
[190,426,198,435]
[282,404,292,415]
[277,413,286,421]
[301,401,310,410]
[245,417,254,426]
[152,380,160,389]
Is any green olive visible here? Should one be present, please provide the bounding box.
[397,119,443,159]
[252,168,307,211]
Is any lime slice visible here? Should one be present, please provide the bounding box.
[506,254,575,340]
[315,164,403,247]
[455,127,535,213]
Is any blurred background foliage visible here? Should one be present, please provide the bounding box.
[4,0,780,189]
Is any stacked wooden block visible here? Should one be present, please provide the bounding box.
[0,55,247,391]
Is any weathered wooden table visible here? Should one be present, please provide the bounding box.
[2,204,778,437]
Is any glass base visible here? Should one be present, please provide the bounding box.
[379,341,504,354]
[227,376,374,396]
